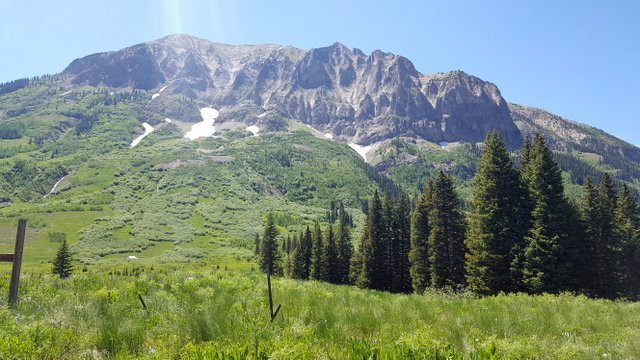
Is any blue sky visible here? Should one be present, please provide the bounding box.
[1,0,638,144]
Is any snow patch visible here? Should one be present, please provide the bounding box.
[439,141,449,148]
[324,133,334,140]
[184,108,219,140]
[44,175,67,198]
[59,90,71,96]
[130,123,155,147]
[164,118,172,123]
[257,112,267,118]
[151,85,167,100]
[128,256,138,260]
[348,143,374,162]
[246,125,260,136]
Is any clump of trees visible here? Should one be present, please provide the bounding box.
[257,132,640,300]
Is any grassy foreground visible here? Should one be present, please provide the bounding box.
[0,266,638,359]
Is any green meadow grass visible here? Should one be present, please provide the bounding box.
[0,267,638,359]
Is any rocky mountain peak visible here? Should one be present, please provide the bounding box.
[60,35,523,147]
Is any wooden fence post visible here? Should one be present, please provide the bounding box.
[2,220,26,307]
[267,268,281,322]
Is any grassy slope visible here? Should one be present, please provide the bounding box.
[1,267,639,359]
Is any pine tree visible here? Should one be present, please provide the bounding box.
[428,171,467,289]
[259,213,282,275]
[521,134,574,294]
[52,239,73,279]
[309,222,324,280]
[465,132,529,295]
[410,179,433,294]
[322,224,339,283]
[358,190,387,290]
[336,208,353,284]
[614,184,640,299]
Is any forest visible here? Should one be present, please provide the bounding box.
[259,133,640,300]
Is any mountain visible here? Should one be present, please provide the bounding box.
[61,34,523,148]
[1,34,639,265]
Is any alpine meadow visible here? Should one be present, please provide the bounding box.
[1,3,640,359]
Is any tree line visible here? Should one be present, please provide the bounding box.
[258,132,640,300]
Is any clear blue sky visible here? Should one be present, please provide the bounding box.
[1,0,638,144]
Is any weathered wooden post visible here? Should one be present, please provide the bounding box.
[1,220,26,307]
[267,268,281,322]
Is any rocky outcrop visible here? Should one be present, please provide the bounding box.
[510,103,640,163]
[62,34,523,147]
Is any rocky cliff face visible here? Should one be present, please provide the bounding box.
[62,34,523,147]
[510,103,640,163]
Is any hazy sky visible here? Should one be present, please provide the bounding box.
[1,0,638,144]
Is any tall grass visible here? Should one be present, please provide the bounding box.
[0,267,638,359]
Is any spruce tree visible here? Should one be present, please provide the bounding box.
[410,179,433,294]
[309,222,324,280]
[521,134,573,294]
[286,233,298,277]
[52,239,73,279]
[302,225,313,279]
[358,190,387,290]
[336,208,353,284]
[579,176,600,295]
[259,213,282,275]
[615,184,640,299]
[322,224,339,283]
[595,173,619,298]
[466,132,529,295]
[428,171,466,289]
[391,195,412,293]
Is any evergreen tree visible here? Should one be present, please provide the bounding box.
[309,222,324,280]
[428,171,467,288]
[595,173,619,298]
[286,233,298,276]
[391,195,412,293]
[410,179,433,294]
[291,226,313,279]
[336,208,353,284]
[302,225,313,278]
[259,213,282,275]
[466,132,529,295]
[521,134,574,293]
[358,190,387,290]
[322,224,339,283]
[614,184,640,299]
[579,176,600,294]
[52,239,73,279]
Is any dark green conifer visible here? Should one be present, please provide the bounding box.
[521,134,573,293]
[391,195,412,293]
[614,184,640,299]
[358,190,387,290]
[336,208,353,284]
[52,239,73,279]
[309,222,324,280]
[259,213,282,275]
[410,179,433,294]
[466,132,529,295]
[428,171,467,289]
[322,224,339,283]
